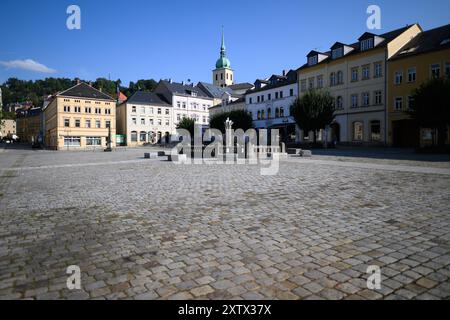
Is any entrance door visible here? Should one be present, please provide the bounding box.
[392,120,419,147]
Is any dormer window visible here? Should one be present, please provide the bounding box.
[308,55,318,66]
[332,47,343,59]
[191,91,197,97]
[361,38,374,51]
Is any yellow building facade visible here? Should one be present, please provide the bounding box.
[44,83,116,150]
[387,24,450,147]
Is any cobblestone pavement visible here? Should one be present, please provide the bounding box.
[0,146,449,300]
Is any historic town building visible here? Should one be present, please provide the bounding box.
[116,91,173,146]
[0,119,16,140]
[245,70,300,144]
[213,31,234,88]
[297,24,422,145]
[16,108,41,144]
[153,80,214,134]
[43,82,116,150]
[387,24,450,147]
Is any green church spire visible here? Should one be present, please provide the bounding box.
[216,27,231,69]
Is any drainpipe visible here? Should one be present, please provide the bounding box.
[384,50,388,146]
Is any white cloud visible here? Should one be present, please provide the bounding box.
[0,59,56,73]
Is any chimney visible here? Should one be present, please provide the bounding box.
[76,78,81,85]
[181,81,185,85]
[169,78,173,84]
[99,87,103,92]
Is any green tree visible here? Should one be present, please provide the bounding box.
[209,110,253,133]
[408,78,450,147]
[176,117,196,138]
[290,89,335,143]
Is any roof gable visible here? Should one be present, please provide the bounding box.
[58,82,114,101]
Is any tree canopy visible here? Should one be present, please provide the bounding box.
[408,78,450,146]
[290,89,335,143]
[0,77,158,108]
[209,110,253,133]
[176,117,196,138]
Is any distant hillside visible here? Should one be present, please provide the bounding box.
[0,77,158,108]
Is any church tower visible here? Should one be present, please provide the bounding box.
[213,29,234,87]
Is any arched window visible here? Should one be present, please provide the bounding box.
[336,96,343,109]
[257,111,261,120]
[140,131,147,142]
[275,108,280,118]
[353,122,364,141]
[267,108,272,119]
[261,110,265,120]
[131,131,138,142]
[337,71,343,84]
[330,73,336,86]
[280,107,285,117]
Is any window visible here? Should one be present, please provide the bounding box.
[131,131,137,142]
[309,78,314,89]
[105,109,111,115]
[370,121,381,142]
[261,110,265,120]
[267,108,272,119]
[132,106,136,113]
[290,88,294,96]
[374,91,382,105]
[257,111,261,120]
[308,55,318,66]
[85,120,91,128]
[95,108,101,114]
[261,95,265,102]
[360,38,374,51]
[75,119,81,128]
[353,122,364,141]
[177,114,181,121]
[158,119,162,126]
[337,71,344,84]
[395,97,403,111]
[280,91,283,99]
[351,68,359,82]
[182,102,186,109]
[332,47,343,59]
[431,64,441,78]
[149,118,154,125]
[96,120,101,128]
[86,137,101,146]
[177,102,181,108]
[408,68,416,82]
[330,73,336,86]
[374,62,383,78]
[157,108,161,115]
[280,107,285,117]
[300,80,307,92]
[64,106,70,112]
[165,109,170,115]
[140,131,147,142]
[408,96,414,110]
[351,94,358,108]
[75,106,81,113]
[362,65,370,80]
[268,93,271,101]
[85,107,91,113]
[446,61,450,78]
[165,120,170,126]
[132,118,137,125]
[64,119,70,127]
[249,97,253,104]
[336,96,343,109]
[362,92,370,107]
[64,136,81,147]
[140,107,145,114]
[141,118,145,125]
[275,108,280,118]
[395,71,403,85]
[202,116,206,123]
[317,76,323,89]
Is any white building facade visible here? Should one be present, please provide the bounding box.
[116,91,173,146]
[245,70,300,144]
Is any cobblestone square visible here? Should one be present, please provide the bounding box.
[0,146,449,300]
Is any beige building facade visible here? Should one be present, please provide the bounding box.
[297,24,422,145]
[44,83,116,150]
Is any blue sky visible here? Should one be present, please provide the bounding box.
[0,0,449,86]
